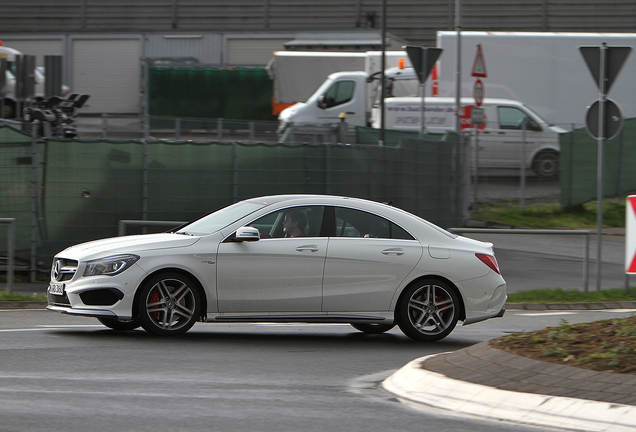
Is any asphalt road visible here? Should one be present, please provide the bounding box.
[465,231,627,292]
[1,308,634,432]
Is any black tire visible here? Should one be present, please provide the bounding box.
[533,151,559,179]
[351,323,396,334]
[2,100,16,119]
[396,279,460,342]
[137,273,201,336]
[97,317,141,331]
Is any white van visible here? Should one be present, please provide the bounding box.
[374,96,566,178]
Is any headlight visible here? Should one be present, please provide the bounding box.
[83,254,140,277]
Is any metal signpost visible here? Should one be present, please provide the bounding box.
[405,46,442,137]
[580,43,631,291]
[470,45,486,208]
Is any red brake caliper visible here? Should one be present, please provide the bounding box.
[150,289,161,320]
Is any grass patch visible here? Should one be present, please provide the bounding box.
[471,198,626,228]
[492,316,636,374]
[507,287,636,303]
[0,292,47,302]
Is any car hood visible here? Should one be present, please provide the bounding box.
[57,233,201,260]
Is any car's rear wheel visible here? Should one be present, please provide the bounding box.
[97,317,141,331]
[397,279,459,342]
[350,323,395,334]
[138,273,201,336]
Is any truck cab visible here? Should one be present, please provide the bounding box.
[0,42,46,118]
[278,71,368,131]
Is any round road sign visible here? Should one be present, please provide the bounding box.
[473,79,484,107]
[585,99,623,140]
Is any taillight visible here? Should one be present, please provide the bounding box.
[476,253,501,274]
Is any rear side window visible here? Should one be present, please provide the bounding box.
[334,207,414,240]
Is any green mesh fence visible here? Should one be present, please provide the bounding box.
[560,118,636,208]
[0,125,468,269]
[148,67,277,121]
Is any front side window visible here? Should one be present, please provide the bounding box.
[248,206,325,238]
[322,81,355,108]
[497,106,540,131]
[334,207,414,240]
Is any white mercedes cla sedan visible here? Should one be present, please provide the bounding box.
[47,195,506,341]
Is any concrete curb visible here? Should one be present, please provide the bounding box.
[383,355,636,432]
[506,301,636,310]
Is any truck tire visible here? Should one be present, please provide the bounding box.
[1,100,16,119]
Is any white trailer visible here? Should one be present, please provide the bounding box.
[436,31,636,129]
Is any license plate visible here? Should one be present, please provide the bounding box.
[49,283,65,295]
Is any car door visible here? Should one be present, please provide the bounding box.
[216,206,327,313]
[322,207,423,312]
[478,105,539,169]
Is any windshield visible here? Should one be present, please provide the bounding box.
[176,201,267,235]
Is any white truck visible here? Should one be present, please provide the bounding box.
[278,64,563,177]
[0,41,46,118]
[435,31,636,129]
[267,50,410,115]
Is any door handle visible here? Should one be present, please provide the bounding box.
[296,245,319,252]
[382,248,404,255]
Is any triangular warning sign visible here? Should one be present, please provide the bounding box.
[626,196,636,273]
[471,44,487,78]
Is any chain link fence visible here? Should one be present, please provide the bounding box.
[0,122,470,276]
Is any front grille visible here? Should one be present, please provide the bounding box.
[52,258,78,282]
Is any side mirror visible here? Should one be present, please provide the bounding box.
[233,226,260,242]
[525,119,542,132]
[317,95,326,109]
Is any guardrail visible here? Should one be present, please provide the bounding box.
[118,220,186,237]
[1,218,16,293]
[449,228,591,292]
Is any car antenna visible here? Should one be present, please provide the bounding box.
[383,200,393,206]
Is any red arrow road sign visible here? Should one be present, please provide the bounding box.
[471,44,487,78]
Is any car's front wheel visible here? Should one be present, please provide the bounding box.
[138,273,201,336]
[350,323,395,334]
[97,317,141,331]
[397,279,459,342]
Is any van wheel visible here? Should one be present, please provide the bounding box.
[533,151,559,179]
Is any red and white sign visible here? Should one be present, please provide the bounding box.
[459,105,486,130]
[471,44,487,78]
[473,79,484,106]
[626,195,636,273]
